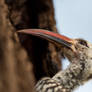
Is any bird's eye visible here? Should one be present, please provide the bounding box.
[78,39,89,47]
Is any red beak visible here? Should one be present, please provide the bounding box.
[18,29,76,51]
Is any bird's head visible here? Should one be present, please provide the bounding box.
[17,29,92,62]
[62,38,92,62]
[17,29,92,80]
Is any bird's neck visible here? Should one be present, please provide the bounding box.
[52,57,91,91]
[35,46,92,92]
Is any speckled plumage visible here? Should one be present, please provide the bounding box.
[35,41,92,92]
[17,29,92,92]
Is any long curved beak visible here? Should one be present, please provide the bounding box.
[17,29,76,51]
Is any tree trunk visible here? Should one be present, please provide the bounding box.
[5,0,62,81]
[0,0,62,92]
[0,0,35,92]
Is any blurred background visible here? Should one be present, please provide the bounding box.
[53,0,92,92]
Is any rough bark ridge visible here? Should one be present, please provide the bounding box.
[5,0,62,81]
[0,0,35,92]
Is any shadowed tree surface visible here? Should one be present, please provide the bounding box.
[0,0,35,92]
[5,0,62,82]
[0,0,62,92]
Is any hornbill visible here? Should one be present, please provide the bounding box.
[18,29,92,92]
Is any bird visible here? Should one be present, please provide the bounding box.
[18,29,92,92]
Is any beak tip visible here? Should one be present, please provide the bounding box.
[17,30,24,33]
[17,30,27,35]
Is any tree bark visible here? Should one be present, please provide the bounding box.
[5,0,62,82]
[0,0,63,91]
[0,0,35,92]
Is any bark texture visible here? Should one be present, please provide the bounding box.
[5,0,62,82]
[0,0,35,92]
[0,0,62,92]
